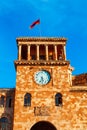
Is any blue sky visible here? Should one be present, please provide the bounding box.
[0,0,87,88]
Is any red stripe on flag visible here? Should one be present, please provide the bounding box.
[30,19,40,28]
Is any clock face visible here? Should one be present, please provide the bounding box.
[34,70,51,85]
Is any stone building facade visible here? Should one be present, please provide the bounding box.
[0,37,87,130]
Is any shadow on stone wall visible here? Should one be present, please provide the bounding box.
[0,88,15,130]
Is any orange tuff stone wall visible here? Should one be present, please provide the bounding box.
[12,65,87,130]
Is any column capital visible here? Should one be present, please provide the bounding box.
[45,44,48,46]
[27,44,31,46]
[53,44,57,46]
[18,44,22,46]
[36,44,40,46]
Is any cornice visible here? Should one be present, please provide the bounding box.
[14,60,70,66]
[70,86,87,92]
[0,88,15,92]
[16,37,67,43]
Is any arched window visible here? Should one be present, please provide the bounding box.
[0,117,11,130]
[6,96,12,108]
[24,93,31,106]
[55,93,62,106]
[0,96,5,107]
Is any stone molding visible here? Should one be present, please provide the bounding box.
[14,60,70,66]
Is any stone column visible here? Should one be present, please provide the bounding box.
[18,44,22,60]
[37,45,39,60]
[46,45,48,60]
[54,45,57,60]
[64,45,66,60]
[28,45,31,60]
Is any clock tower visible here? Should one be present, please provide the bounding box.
[13,37,72,130]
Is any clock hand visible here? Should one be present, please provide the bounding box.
[41,76,44,82]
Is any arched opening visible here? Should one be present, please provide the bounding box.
[30,121,57,130]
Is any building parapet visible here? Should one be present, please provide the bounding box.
[72,73,87,86]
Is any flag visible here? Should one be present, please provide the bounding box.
[30,19,40,29]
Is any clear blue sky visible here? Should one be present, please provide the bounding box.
[0,0,87,88]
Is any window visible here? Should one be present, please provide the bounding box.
[55,93,62,106]
[0,96,5,107]
[24,93,31,106]
[6,96,12,108]
[0,117,11,130]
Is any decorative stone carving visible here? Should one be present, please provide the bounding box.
[34,106,50,116]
